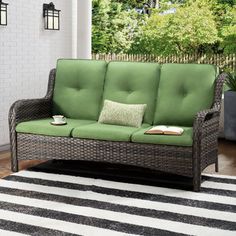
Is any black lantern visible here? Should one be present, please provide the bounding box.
[0,0,8,26]
[43,2,60,30]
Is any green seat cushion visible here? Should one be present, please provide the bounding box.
[53,59,107,120]
[154,64,219,126]
[132,126,193,146]
[16,118,95,137]
[103,61,161,124]
[72,123,150,142]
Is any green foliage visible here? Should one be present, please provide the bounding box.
[220,6,236,53]
[113,0,144,9]
[92,0,236,55]
[92,0,145,53]
[131,0,220,54]
[201,0,236,53]
[226,73,236,91]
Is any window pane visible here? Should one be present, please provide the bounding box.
[54,17,59,30]
[1,11,6,25]
[48,16,53,29]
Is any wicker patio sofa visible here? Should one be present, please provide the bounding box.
[9,59,225,191]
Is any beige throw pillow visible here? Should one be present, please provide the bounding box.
[98,100,147,128]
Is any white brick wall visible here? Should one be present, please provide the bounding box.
[0,0,73,146]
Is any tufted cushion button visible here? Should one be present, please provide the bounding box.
[73,86,80,91]
[126,89,133,93]
[181,88,187,97]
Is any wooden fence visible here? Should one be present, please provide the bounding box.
[92,53,236,73]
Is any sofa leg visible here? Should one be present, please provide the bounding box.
[11,159,19,172]
[193,174,201,192]
[193,182,201,192]
[215,158,219,172]
[11,150,19,172]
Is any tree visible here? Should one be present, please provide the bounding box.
[169,0,236,53]
[210,0,236,53]
[220,6,236,53]
[113,0,144,9]
[130,0,220,54]
[92,0,236,54]
[92,0,145,53]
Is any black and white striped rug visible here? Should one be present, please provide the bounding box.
[0,170,235,235]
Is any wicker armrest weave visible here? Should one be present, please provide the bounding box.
[193,72,226,140]
[8,69,56,172]
[195,107,219,122]
[193,107,220,140]
[9,69,56,126]
[9,98,52,125]
[8,97,52,173]
[191,73,226,190]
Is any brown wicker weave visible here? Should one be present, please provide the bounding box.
[9,69,226,191]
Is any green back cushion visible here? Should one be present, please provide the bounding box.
[103,62,161,124]
[154,64,219,126]
[53,59,107,120]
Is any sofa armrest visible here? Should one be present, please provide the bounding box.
[8,98,52,172]
[9,69,56,128]
[193,106,220,148]
[193,72,227,141]
[9,98,52,126]
[191,107,221,191]
[191,73,226,185]
[193,107,220,146]
[194,107,220,124]
[8,69,56,172]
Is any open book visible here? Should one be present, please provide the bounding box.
[145,125,184,135]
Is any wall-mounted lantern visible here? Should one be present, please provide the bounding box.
[43,2,60,30]
[0,0,8,26]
